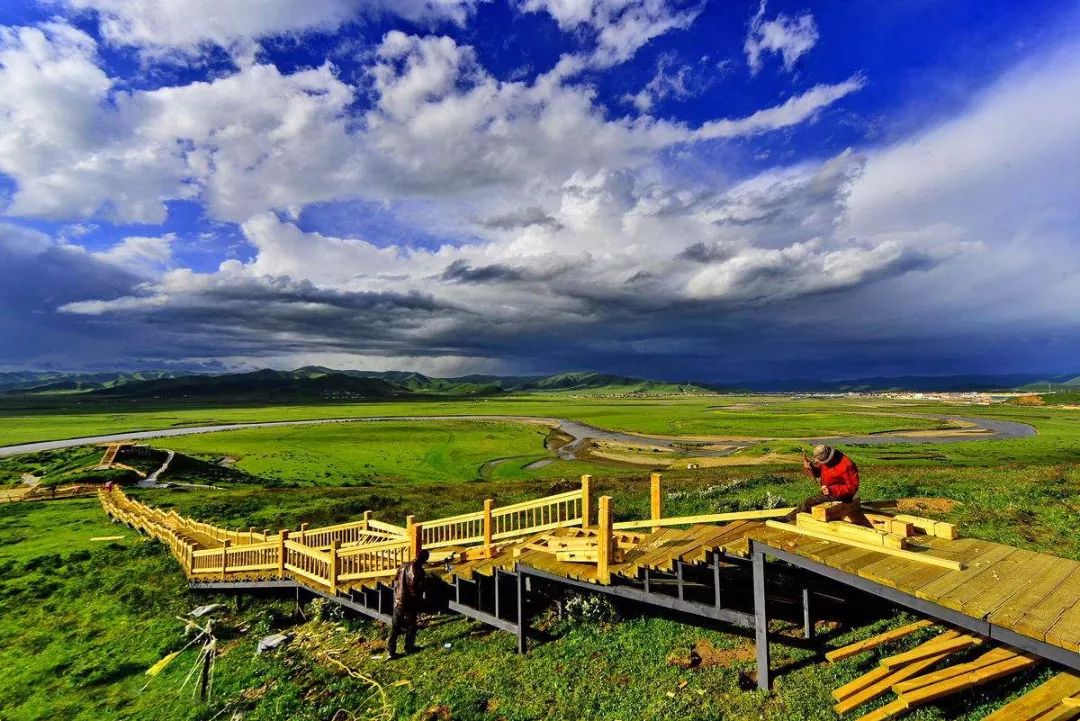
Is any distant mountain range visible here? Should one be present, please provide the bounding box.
[1,368,1077,401]
[0,368,715,401]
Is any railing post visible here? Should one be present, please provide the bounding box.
[299,522,309,544]
[409,523,423,561]
[406,514,416,531]
[262,528,271,540]
[278,530,289,578]
[483,499,494,558]
[249,526,256,544]
[362,510,372,530]
[597,496,612,584]
[329,541,340,595]
[581,475,592,529]
[650,472,663,533]
[220,540,231,581]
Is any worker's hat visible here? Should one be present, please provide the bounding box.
[812,444,837,464]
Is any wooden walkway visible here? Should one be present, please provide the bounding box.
[99,474,1080,718]
[747,525,1080,656]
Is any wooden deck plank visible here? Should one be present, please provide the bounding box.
[990,563,1080,631]
[977,672,1080,721]
[915,545,1024,605]
[1045,598,1080,652]
[961,552,1062,620]
[874,538,992,596]
[1011,568,1080,641]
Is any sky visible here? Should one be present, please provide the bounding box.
[0,0,1078,382]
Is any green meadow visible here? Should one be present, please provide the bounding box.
[0,396,1078,720]
[0,395,950,447]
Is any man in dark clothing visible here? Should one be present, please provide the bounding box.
[386,549,430,658]
[788,444,860,519]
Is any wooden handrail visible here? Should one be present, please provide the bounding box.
[612,508,795,530]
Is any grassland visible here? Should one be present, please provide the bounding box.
[0,395,951,447]
[1,396,1078,721]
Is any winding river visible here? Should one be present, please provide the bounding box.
[0,412,1036,460]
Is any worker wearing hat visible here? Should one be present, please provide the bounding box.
[790,444,860,519]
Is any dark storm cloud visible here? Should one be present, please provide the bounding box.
[676,241,731,263]
[479,207,563,231]
[440,260,526,283]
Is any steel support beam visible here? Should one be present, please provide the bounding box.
[802,586,814,641]
[519,564,754,628]
[516,565,528,655]
[753,548,770,691]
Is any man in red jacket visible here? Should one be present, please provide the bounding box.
[791,444,860,518]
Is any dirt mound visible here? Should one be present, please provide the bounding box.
[667,639,755,669]
[895,497,960,514]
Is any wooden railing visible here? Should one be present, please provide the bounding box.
[98,478,591,594]
[338,538,413,582]
[491,489,584,541]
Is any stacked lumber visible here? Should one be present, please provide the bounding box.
[830,624,1040,719]
[977,671,1080,721]
[764,501,963,570]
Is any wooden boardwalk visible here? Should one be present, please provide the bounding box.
[747,525,1080,656]
[99,474,1080,718]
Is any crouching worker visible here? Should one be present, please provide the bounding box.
[788,445,860,520]
[386,549,430,659]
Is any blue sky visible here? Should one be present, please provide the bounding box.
[0,0,1078,381]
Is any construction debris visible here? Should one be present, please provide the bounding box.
[190,604,223,618]
[256,633,291,655]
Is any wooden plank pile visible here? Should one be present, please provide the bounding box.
[828,621,1043,720]
[764,501,963,571]
[978,671,1080,721]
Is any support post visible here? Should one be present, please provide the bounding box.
[409,522,422,561]
[516,566,528,655]
[753,546,771,691]
[676,559,685,601]
[329,540,340,595]
[362,510,372,530]
[494,569,502,620]
[580,475,592,529]
[220,539,231,581]
[483,498,494,558]
[406,515,416,533]
[277,530,289,578]
[248,526,256,543]
[650,472,662,533]
[802,586,814,641]
[299,522,309,544]
[713,551,723,610]
[262,528,271,539]
[597,495,612,584]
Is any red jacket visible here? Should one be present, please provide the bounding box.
[813,454,860,500]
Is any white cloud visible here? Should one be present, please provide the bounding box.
[62,0,482,55]
[93,234,175,276]
[46,41,1080,373]
[519,0,704,67]
[744,0,819,75]
[0,24,862,225]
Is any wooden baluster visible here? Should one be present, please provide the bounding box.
[597,496,612,584]
[650,472,663,533]
[581,475,593,528]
